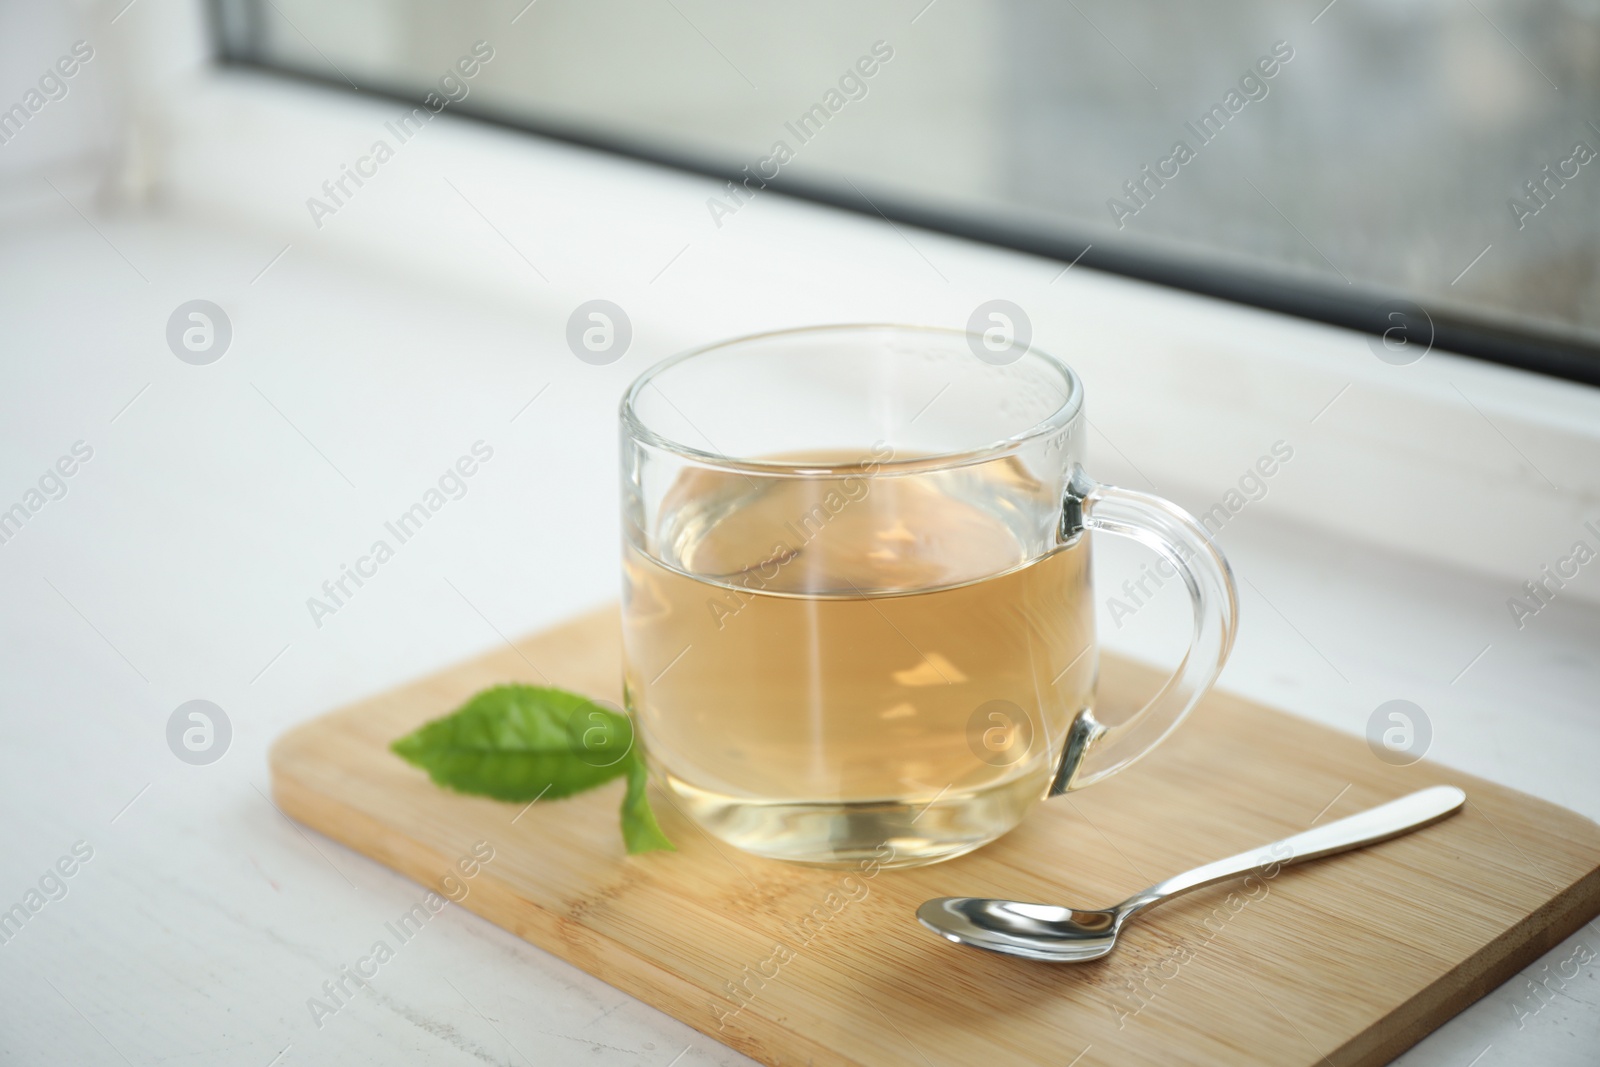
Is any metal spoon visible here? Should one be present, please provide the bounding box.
[917,784,1465,962]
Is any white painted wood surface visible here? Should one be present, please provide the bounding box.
[2,209,1597,1066]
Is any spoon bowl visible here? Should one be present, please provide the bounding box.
[917,898,1122,962]
[917,785,1466,962]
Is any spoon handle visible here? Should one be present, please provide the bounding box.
[1118,785,1466,916]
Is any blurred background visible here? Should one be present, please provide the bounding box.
[11,1,1600,374]
[210,0,1600,376]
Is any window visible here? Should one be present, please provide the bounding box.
[213,0,1600,384]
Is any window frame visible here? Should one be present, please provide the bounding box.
[207,1,1600,389]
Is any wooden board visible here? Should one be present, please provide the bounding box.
[270,605,1600,1067]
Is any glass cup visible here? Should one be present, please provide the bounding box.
[620,325,1237,868]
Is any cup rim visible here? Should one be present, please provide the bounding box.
[619,323,1084,475]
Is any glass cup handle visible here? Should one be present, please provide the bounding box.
[1049,467,1240,796]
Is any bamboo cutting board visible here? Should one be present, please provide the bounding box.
[270,605,1600,1066]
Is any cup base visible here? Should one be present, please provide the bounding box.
[657,768,1043,869]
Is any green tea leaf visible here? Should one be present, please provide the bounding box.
[393,684,675,853]
[391,685,635,802]
[620,753,676,854]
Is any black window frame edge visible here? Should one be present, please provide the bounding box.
[207,14,1600,390]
